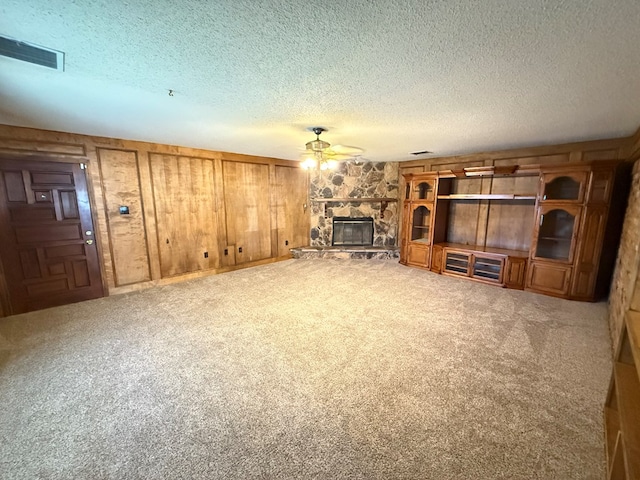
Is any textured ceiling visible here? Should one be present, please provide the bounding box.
[1,0,640,162]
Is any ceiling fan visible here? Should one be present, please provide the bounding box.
[300,127,365,170]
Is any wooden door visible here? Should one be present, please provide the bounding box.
[570,205,608,299]
[274,166,309,257]
[223,161,272,264]
[526,261,572,297]
[407,243,430,268]
[0,157,103,314]
[504,257,527,290]
[530,204,582,264]
[539,170,588,203]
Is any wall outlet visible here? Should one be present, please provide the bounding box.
[204,251,208,258]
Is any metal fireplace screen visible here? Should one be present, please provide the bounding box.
[332,217,374,246]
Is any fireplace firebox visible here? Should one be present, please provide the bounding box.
[332,217,374,246]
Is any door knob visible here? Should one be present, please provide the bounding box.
[86,239,94,245]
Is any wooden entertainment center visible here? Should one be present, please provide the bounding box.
[400,160,628,301]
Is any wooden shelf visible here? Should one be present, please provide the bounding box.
[436,193,536,200]
[538,236,572,242]
[613,360,640,479]
[311,197,397,203]
[627,310,640,372]
[605,311,640,480]
[604,405,621,464]
[436,242,529,258]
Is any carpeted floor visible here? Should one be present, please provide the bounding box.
[0,259,612,479]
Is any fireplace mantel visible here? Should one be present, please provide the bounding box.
[311,197,397,219]
[310,197,397,202]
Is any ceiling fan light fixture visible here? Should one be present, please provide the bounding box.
[305,138,330,152]
[300,127,338,171]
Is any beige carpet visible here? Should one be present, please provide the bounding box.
[0,259,612,479]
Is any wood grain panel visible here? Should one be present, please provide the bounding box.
[485,201,536,251]
[31,171,75,185]
[15,224,82,243]
[19,249,41,279]
[151,154,220,277]
[494,154,571,167]
[223,160,272,264]
[4,171,27,202]
[0,138,85,156]
[10,206,56,222]
[582,149,619,162]
[505,257,527,289]
[59,191,79,219]
[431,160,484,172]
[587,169,614,204]
[446,200,480,245]
[97,148,151,286]
[489,174,539,196]
[400,136,626,169]
[274,166,309,257]
[407,243,429,267]
[571,205,607,299]
[526,262,572,296]
[435,162,484,246]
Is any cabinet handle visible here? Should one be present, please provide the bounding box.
[539,214,544,226]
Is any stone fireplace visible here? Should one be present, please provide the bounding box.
[291,161,400,259]
[309,162,399,247]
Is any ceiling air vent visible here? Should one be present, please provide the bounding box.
[0,36,64,71]
[410,150,433,155]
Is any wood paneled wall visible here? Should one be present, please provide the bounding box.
[0,124,309,316]
[222,161,272,265]
[97,148,151,286]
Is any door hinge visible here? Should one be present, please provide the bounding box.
[80,163,86,170]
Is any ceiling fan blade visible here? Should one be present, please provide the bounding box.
[330,144,365,155]
[324,152,354,161]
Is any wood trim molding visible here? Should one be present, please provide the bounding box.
[0,124,299,167]
[626,125,640,161]
[400,135,632,169]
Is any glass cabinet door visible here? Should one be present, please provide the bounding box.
[541,172,587,202]
[411,205,432,243]
[411,179,436,201]
[533,205,581,262]
[444,251,470,275]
